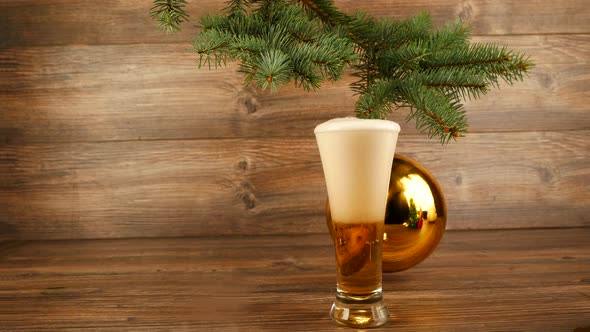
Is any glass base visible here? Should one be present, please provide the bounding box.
[330,291,390,328]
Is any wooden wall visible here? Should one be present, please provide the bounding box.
[0,0,588,240]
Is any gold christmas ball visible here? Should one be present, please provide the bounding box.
[326,154,446,273]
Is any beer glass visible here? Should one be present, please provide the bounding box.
[315,118,400,328]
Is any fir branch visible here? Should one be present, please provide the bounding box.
[374,41,429,79]
[354,75,467,142]
[152,0,534,143]
[296,0,348,27]
[255,50,292,93]
[423,43,532,87]
[418,67,489,100]
[200,13,264,38]
[389,12,432,48]
[150,0,189,32]
[428,19,471,53]
[224,0,247,17]
[398,78,467,143]
[193,2,357,93]
[191,29,232,69]
[273,4,321,43]
[354,78,398,119]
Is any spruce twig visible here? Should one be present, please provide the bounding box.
[151,0,533,144]
[150,0,190,32]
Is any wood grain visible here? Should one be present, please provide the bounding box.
[0,1,588,241]
[0,228,589,331]
[0,131,587,240]
[1,35,588,144]
[0,0,588,48]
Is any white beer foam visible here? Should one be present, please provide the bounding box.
[314,117,400,134]
[315,118,400,223]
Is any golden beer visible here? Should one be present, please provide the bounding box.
[315,117,400,328]
[332,221,383,294]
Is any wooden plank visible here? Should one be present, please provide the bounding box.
[338,0,590,35]
[0,228,589,331]
[0,0,588,48]
[1,35,588,144]
[0,131,588,240]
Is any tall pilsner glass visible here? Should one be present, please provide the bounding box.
[315,118,400,328]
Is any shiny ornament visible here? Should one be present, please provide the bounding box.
[326,154,446,273]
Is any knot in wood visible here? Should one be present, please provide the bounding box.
[243,98,257,114]
[240,192,256,210]
[239,181,256,210]
[236,158,250,171]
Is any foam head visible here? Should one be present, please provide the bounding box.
[315,118,400,223]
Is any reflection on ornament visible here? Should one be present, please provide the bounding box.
[326,154,446,273]
[399,174,437,224]
[383,154,446,272]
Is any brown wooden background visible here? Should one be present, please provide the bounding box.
[0,0,588,240]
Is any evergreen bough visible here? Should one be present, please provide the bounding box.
[151,0,533,143]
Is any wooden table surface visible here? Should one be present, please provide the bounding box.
[1,228,589,331]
